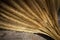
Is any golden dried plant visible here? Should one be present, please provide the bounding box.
[0,0,60,40]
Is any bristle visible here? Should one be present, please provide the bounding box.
[0,0,60,40]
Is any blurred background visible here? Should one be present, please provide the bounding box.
[58,9,60,26]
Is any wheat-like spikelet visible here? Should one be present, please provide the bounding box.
[0,0,60,40]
